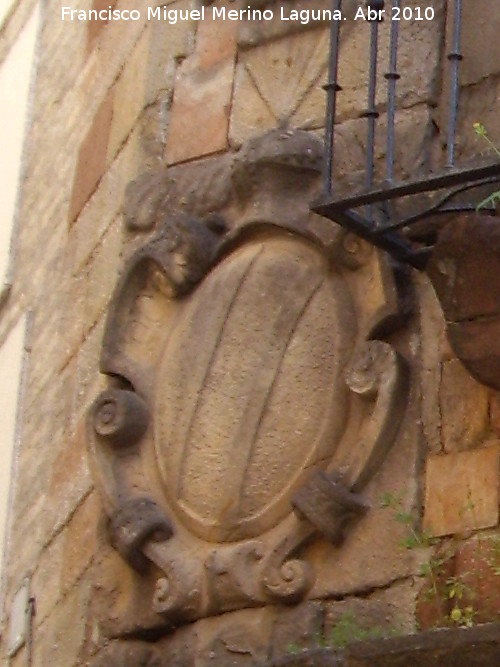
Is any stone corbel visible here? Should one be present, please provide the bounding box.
[426,213,500,391]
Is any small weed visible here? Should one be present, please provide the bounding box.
[379,492,436,550]
[473,122,500,211]
[286,612,399,655]
[328,612,395,649]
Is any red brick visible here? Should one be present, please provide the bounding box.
[416,554,455,631]
[455,535,500,624]
[68,89,115,223]
[195,11,237,71]
[165,60,234,165]
[87,0,118,53]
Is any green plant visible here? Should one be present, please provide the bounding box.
[379,492,436,549]
[473,122,500,211]
[380,492,452,626]
[328,612,396,649]
[287,612,399,655]
[446,576,476,628]
[381,488,500,629]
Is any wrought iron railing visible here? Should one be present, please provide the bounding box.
[312,0,500,269]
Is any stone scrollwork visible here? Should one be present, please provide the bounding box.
[88,129,410,633]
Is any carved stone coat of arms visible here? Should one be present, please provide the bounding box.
[87,130,409,645]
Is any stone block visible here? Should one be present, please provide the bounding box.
[416,551,456,631]
[234,28,329,128]
[8,646,27,667]
[416,273,445,454]
[90,641,159,667]
[229,63,277,147]
[329,104,433,188]
[325,580,417,644]
[31,579,91,667]
[195,607,276,667]
[165,29,234,164]
[490,394,500,439]
[335,4,443,122]
[31,533,65,626]
[47,418,93,535]
[459,0,500,85]
[69,89,115,224]
[229,64,276,146]
[454,534,500,624]
[60,492,100,596]
[83,219,123,331]
[423,445,500,537]
[447,76,500,166]
[165,57,234,164]
[236,0,341,48]
[87,0,118,53]
[271,602,324,661]
[150,625,197,667]
[106,26,151,161]
[195,7,237,70]
[440,360,489,453]
[71,316,108,426]
[107,10,193,161]
[59,264,87,364]
[73,124,143,273]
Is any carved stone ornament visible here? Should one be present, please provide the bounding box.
[88,130,409,633]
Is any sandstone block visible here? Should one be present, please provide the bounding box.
[87,0,118,53]
[69,89,115,224]
[440,359,489,453]
[325,581,417,643]
[107,10,193,161]
[31,533,65,626]
[194,8,237,70]
[490,394,500,439]
[271,602,324,660]
[195,607,276,667]
[459,0,500,85]
[60,492,100,596]
[31,580,90,667]
[232,28,329,133]
[165,58,234,164]
[336,6,443,122]
[229,63,276,146]
[73,124,143,273]
[237,0,335,48]
[83,219,123,331]
[423,445,500,537]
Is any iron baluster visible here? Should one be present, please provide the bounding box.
[385,0,401,183]
[364,0,383,221]
[323,0,343,194]
[446,0,463,168]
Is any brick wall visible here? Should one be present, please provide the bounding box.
[1,1,500,665]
